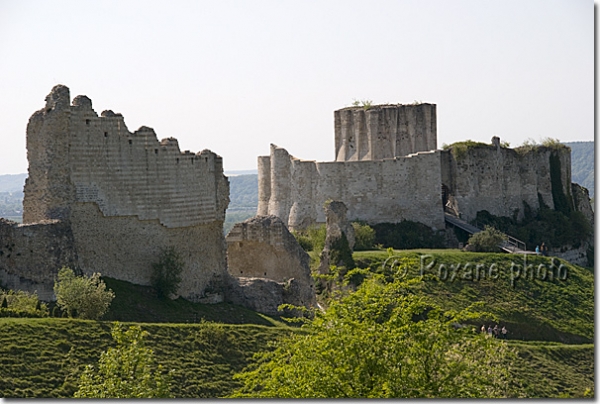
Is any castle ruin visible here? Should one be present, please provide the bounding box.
[1,85,230,301]
[258,103,576,234]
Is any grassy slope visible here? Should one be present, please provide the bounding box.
[353,250,593,343]
[101,277,283,326]
[0,318,292,398]
[508,341,594,398]
[0,250,594,398]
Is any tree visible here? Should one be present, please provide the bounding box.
[467,226,507,252]
[74,322,173,398]
[352,222,376,251]
[231,277,515,398]
[53,267,115,320]
[150,247,184,299]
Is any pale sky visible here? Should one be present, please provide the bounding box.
[0,0,593,174]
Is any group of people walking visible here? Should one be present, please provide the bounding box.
[481,324,507,339]
[535,242,549,256]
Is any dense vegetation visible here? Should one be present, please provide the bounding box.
[352,250,593,343]
[232,277,515,398]
[0,249,594,398]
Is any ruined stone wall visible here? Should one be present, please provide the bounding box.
[0,219,78,300]
[225,215,316,314]
[440,143,572,222]
[24,86,229,228]
[70,203,227,300]
[334,104,436,162]
[15,85,230,301]
[259,144,445,231]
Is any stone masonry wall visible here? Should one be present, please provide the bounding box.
[440,142,572,222]
[24,86,229,228]
[225,215,316,314]
[259,144,445,231]
[14,85,230,301]
[334,104,436,162]
[70,203,227,301]
[0,219,78,301]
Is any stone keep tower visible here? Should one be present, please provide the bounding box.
[334,103,437,161]
[19,84,230,301]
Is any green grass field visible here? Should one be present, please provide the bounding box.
[0,249,594,398]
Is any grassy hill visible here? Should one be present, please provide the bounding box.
[353,250,593,343]
[0,250,594,398]
[0,318,291,398]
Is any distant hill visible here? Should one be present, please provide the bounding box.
[0,173,26,193]
[228,174,258,211]
[564,141,594,199]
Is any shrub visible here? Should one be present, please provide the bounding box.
[328,232,355,270]
[0,289,48,317]
[292,224,327,252]
[53,267,115,320]
[75,323,173,398]
[352,222,376,251]
[151,247,184,299]
[467,226,507,252]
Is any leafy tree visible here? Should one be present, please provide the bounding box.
[74,323,173,398]
[352,222,376,251]
[231,277,515,398]
[53,267,115,320]
[0,289,48,317]
[150,247,184,299]
[467,226,507,252]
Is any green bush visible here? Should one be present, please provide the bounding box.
[151,247,184,299]
[352,222,376,251]
[475,201,592,251]
[292,224,327,252]
[467,226,507,252]
[75,323,173,398]
[53,267,115,320]
[0,289,48,317]
[328,232,355,270]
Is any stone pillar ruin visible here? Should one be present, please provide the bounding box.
[318,201,355,274]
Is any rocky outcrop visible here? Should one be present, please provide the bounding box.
[226,277,313,317]
[225,215,316,314]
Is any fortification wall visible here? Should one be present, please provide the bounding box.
[16,85,230,301]
[260,144,445,230]
[334,104,436,161]
[0,219,78,301]
[440,142,572,222]
[25,86,229,228]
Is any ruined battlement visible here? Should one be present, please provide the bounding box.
[258,103,582,238]
[4,85,230,301]
[258,143,446,231]
[23,85,229,228]
[334,103,436,161]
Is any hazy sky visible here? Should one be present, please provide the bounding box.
[0,0,593,174]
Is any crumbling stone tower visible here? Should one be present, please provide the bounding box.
[15,85,230,301]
